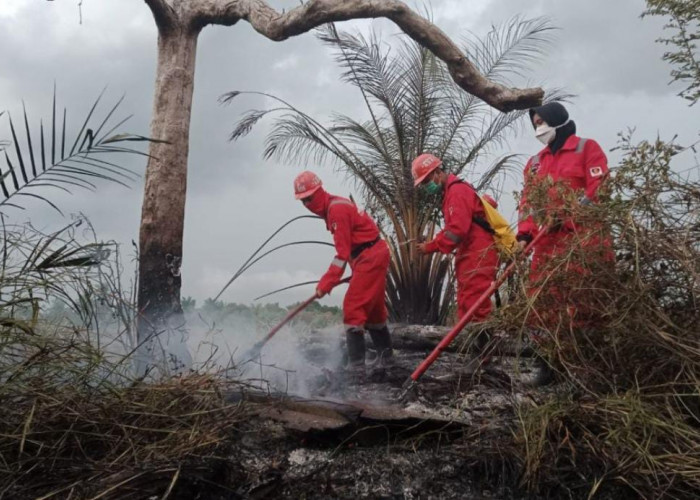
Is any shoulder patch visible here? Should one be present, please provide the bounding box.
[589,166,604,178]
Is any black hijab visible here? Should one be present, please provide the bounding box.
[529,102,577,154]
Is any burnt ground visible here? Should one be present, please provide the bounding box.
[203,325,571,500]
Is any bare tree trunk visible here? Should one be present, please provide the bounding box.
[136,25,199,370]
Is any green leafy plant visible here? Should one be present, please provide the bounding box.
[643,0,700,104]
[1,87,157,215]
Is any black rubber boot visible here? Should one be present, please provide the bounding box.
[345,328,366,382]
[368,326,394,366]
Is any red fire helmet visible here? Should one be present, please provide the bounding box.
[411,153,442,187]
[293,171,323,200]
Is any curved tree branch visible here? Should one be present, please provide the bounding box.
[144,0,178,33]
[195,0,544,111]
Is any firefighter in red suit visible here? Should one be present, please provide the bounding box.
[294,171,392,376]
[517,102,611,385]
[412,154,499,325]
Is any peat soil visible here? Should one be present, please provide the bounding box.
[209,326,564,499]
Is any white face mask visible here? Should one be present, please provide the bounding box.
[535,119,570,145]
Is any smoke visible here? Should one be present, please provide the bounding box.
[186,310,346,398]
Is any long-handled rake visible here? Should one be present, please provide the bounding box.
[399,226,550,400]
[243,277,351,360]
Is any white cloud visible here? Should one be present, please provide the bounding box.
[432,0,494,26]
[272,54,300,71]
[0,0,25,18]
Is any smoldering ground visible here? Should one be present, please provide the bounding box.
[186,310,348,398]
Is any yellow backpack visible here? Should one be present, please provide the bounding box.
[473,195,518,258]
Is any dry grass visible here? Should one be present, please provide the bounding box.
[485,134,700,498]
[1,360,250,499]
[0,221,253,499]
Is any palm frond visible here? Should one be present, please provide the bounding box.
[317,25,410,176]
[322,24,395,170]
[317,26,406,112]
[474,154,521,192]
[253,280,320,301]
[228,109,279,142]
[0,89,156,215]
[464,16,556,83]
[213,215,324,301]
[390,40,443,157]
[434,17,561,174]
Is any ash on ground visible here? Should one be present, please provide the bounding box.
[216,324,562,499]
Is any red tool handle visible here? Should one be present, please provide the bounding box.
[408,226,550,382]
[254,277,352,351]
[259,294,317,346]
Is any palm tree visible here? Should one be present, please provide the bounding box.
[226,17,560,324]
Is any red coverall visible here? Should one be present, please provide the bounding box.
[518,135,611,327]
[315,192,390,330]
[423,174,499,321]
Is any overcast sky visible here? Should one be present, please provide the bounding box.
[1,0,697,307]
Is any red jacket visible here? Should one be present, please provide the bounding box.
[518,135,608,239]
[317,192,381,293]
[424,174,492,255]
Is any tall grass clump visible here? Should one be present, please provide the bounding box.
[0,219,251,499]
[492,134,700,498]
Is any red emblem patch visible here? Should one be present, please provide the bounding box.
[589,166,603,178]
